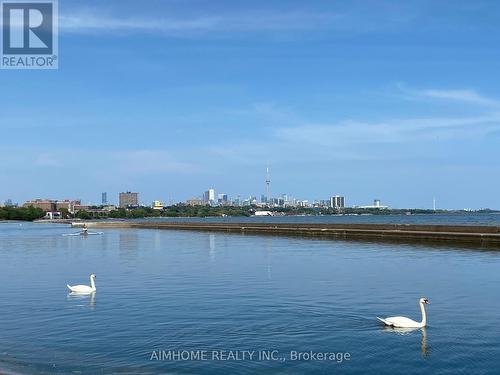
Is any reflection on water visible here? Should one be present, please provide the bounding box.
[0,223,499,375]
[209,234,216,262]
[154,231,161,251]
[119,231,139,259]
[135,212,500,226]
[265,238,274,280]
[68,292,96,310]
[421,328,428,357]
[382,326,429,357]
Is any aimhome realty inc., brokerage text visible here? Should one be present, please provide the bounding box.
[150,349,351,363]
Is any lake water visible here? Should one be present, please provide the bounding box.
[1,220,500,374]
[134,212,500,226]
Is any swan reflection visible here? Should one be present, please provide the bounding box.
[67,291,96,309]
[382,326,429,357]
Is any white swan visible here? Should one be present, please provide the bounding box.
[377,297,430,328]
[67,274,96,294]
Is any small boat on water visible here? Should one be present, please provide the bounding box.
[63,224,103,236]
[62,231,103,236]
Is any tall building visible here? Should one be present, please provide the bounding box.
[265,165,271,203]
[218,194,228,203]
[203,188,215,203]
[119,192,138,208]
[330,195,345,209]
[101,192,107,205]
[233,195,241,206]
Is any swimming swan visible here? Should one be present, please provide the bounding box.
[377,298,430,328]
[67,274,96,294]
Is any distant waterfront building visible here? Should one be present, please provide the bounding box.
[152,200,164,210]
[73,204,90,212]
[24,199,54,211]
[233,195,241,206]
[254,210,274,216]
[44,212,62,220]
[203,188,215,203]
[297,200,310,207]
[242,196,257,206]
[270,197,285,207]
[119,192,139,208]
[319,199,330,207]
[355,199,389,209]
[217,194,228,204]
[101,192,107,205]
[23,199,81,213]
[186,198,205,206]
[330,195,345,209]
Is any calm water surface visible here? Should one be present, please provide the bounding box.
[136,212,500,226]
[1,221,500,374]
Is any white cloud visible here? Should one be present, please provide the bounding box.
[206,94,500,164]
[59,11,339,35]
[59,14,219,34]
[275,114,500,146]
[419,89,500,107]
[397,84,500,108]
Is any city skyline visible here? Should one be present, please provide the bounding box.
[0,165,494,210]
[2,0,500,209]
[0,181,473,211]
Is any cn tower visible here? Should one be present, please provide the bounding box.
[266,164,271,203]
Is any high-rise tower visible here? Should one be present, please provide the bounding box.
[265,164,271,203]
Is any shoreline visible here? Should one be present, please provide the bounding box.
[76,221,500,248]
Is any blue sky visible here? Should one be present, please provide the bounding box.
[1,0,500,209]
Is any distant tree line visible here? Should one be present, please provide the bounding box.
[0,206,45,221]
[68,204,469,220]
[13,204,492,222]
[102,205,253,218]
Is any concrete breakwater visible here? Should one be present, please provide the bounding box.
[74,221,500,247]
